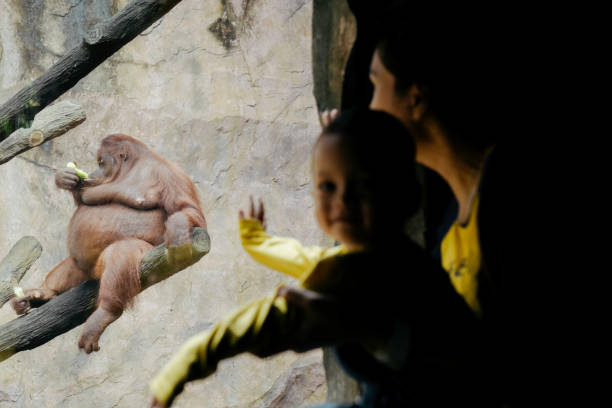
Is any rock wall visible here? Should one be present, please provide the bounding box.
[0,0,331,406]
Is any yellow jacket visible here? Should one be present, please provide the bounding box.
[151,220,353,404]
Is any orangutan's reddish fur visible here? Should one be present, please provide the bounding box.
[11,134,206,353]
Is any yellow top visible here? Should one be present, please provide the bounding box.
[239,218,347,279]
[440,195,482,315]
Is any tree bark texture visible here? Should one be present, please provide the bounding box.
[0,227,210,363]
[0,0,185,141]
[311,0,356,114]
[0,237,43,308]
[312,1,361,401]
[0,101,86,165]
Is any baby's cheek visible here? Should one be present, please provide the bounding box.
[314,202,330,232]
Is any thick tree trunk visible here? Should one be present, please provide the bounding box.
[311,1,361,402]
[0,0,185,141]
[0,237,43,308]
[311,0,356,115]
[0,101,86,165]
[0,227,210,363]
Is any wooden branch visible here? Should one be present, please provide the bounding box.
[0,237,43,308]
[0,101,86,165]
[312,0,356,113]
[0,227,210,363]
[0,0,185,141]
[0,280,99,363]
[140,227,211,290]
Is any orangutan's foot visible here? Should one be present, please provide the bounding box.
[78,307,120,354]
[10,296,31,315]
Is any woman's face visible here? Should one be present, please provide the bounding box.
[369,50,411,125]
[369,49,431,166]
[312,135,374,251]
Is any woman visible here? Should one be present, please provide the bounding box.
[288,4,548,407]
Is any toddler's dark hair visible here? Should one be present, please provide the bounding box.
[321,108,421,221]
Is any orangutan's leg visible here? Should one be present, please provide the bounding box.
[78,239,152,353]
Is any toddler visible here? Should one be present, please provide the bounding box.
[149,108,475,407]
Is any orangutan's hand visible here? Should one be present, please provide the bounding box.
[55,169,81,190]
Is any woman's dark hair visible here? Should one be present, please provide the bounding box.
[374,3,502,168]
[321,108,421,222]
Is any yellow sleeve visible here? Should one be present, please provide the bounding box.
[150,292,298,406]
[240,218,344,279]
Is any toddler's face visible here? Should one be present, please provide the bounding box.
[312,135,374,251]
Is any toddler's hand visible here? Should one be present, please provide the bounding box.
[239,196,266,229]
[320,108,339,128]
[150,398,166,408]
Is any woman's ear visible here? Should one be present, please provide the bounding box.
[408,83,428,121]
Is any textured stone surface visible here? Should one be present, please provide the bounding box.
[0,0,330,406]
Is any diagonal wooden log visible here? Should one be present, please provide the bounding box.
[0,227,210,363]
[0,237,43,308]
[0,0,185,141]
[0,101,86,165]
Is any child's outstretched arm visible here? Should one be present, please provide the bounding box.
[239,196,344,279]
[149,289,304,407]
[149,251,420,407]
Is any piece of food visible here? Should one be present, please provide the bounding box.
[67,162,89,179]
[13,286,25,297]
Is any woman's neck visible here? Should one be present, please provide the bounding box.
[444,155,482,225]
[416,125,484,225]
